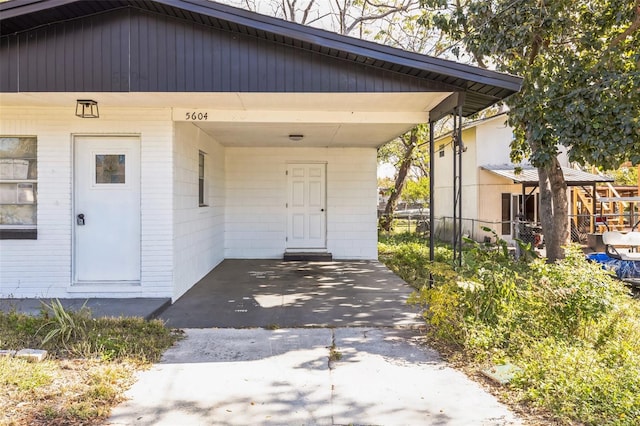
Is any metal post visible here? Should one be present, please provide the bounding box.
[452,113,458,264]
[428,120,435,288]
[428,92,466,275]
[591,182,596,233]
[456,106,463,267]
[451,107,463,267]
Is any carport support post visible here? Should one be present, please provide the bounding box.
[429,120,435,287]
[452,106,463,266]
[428,92,466,278]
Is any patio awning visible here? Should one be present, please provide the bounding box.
[481,164,614,186]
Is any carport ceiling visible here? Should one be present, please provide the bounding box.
[187,92,449,147]
[194,122,413,148]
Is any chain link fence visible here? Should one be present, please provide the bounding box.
[381,211,638,248]
[432,216,516,242]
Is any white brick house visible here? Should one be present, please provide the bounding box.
[0,0,521,301]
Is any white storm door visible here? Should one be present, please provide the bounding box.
[287,163,326,249]
[74,136,141,283]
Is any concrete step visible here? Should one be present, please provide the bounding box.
[283,252,333,262]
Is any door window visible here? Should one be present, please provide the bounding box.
[95,154,125,184]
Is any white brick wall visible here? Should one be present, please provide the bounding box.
[225,147,378,260]
[0,107,174,298]
[172,123,225,301]
[0,107,379,299]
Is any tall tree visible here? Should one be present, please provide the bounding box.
[422,0,640,261]
[378,127,420,231]
[221,0,419,37]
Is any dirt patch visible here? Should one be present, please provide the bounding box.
[1,357,139,426]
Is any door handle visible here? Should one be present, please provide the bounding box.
[321,208,325,212]
[77,213,85,226]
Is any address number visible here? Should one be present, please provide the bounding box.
[185,112,208,121]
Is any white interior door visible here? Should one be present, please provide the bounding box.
[287,163,326,250]
[74,136,141,283]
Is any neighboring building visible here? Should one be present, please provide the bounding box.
[432,113,611,245]
[0,0,520,300]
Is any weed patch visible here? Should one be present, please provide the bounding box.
[329,343,342,362]
[0,305,180,425]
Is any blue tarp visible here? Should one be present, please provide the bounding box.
[587,253,640,279]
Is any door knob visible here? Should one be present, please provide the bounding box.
[321,208,325,212]
[77,213,85,226]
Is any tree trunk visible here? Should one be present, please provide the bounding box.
[537,157,569,262]
[379,132,417,231]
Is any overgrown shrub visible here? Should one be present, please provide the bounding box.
[381,233,640,425]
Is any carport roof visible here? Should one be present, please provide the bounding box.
[482,164,614,186]
[0,0,522,117]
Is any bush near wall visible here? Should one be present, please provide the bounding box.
[380,233,640,426]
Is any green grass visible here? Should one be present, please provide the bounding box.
[0,356,56,391]
[380,234,640,425]
[0,305,179,362]
[0,304,181,425]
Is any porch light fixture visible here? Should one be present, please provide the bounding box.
[75,99,99,118]
[288,134,304,141]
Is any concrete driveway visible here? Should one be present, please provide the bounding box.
[159,260,423,328]
[108,328,520,426]
[108,260,522,425]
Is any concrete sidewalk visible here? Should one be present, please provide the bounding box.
[108,328,521,426]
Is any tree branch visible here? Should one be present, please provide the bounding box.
[305,12,332,25]
[528,32,543,65]
[606,0,640,52]
[345,1,412,35]
[300,0,316,24]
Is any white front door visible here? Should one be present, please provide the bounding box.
[73,136,141,283]
[287,163,326,250]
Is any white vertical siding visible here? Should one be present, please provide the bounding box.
[0,107,174,298]
[225,147,377,260]
[433,127,478,221]
[475,116,513,167]
[172,123,225,301]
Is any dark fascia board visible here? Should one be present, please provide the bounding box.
[1,0,523,94]
[0,0,72,13]
[0,0,78,17]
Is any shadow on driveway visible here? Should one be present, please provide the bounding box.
[108,328,521,426]
[159,259,423,328]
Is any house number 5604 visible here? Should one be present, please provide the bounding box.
[185,112,208,121]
